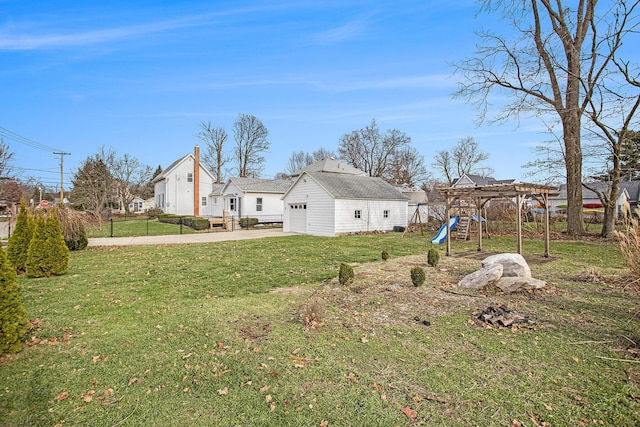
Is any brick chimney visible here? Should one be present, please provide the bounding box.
[194,145,200,217]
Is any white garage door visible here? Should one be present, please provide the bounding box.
[289,203,307,233]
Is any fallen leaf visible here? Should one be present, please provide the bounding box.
[320,421,329,427]
[183,387,190,393]
[401,406,417,421]
[259,385,270,393]
[360,335,369,343]
[82,390,95,403]
[292,348,301,355]
[128,377,144,385]
[270,402,276,412]
[511,420,522,427]
[56,391,69,402]
[91,356,100,364]
[265,395,272,403]
[543,402,553,411]
[217,387,228,395]
[572,356,580,363]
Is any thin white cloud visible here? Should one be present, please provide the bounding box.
[313,12,375,44]
[0,5,280,50]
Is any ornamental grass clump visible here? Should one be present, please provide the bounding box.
[339,263,354,285]
[614,202,640,278]
[410,265,425,287]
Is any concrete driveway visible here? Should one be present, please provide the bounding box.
[87,228,298,247]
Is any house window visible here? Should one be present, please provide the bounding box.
[230,198,236,211]
[383,210,389,218]
[355,210,361,219]
[214,197,217,204]
[256,197,263,212]
[201,197,207,206]
[187,173,193,182]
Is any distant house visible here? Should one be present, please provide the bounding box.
[153,146,215,216]
[128,196,155,214]
[282,158,408,236]
[453,173,516,187]
[549,181,639,217]
[221,177,293,223]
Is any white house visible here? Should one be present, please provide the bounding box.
[549,182,638,217]
[153,146,215,216]
[453,173,516,187]
[208,183,225,217]
[221,177,292,223]
[128,196,155,214]
[283,158,409,236]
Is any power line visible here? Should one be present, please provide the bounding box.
[0,126,64,152]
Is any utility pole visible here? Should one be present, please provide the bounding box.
[53,152,71,205]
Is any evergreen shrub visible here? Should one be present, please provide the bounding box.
[411,266,425,287]
[0,246,28,354]
[427,249,440,267]
[6,199,32,272]
[339,263,354,285]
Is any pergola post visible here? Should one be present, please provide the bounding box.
[543,193,550,258]
[445,196,452,256]
[476,196,483,252]
[515,193,523,255]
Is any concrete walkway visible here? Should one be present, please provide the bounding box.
[87,228,298,247]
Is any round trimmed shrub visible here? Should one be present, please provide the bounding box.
[381,250,389,261]
[427,249,440,267]
[339,263,354,285]
[411,266,425,287]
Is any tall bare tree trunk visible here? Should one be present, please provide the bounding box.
[564,112,585,236]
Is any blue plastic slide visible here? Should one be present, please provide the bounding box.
[430,216,459,244]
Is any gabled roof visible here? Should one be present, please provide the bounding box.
[453,173,516,187]
[291,157,365,177]
[152,153,216,183]
[209,183,225,196]
[224,177,293,194]
[288,171,408,201]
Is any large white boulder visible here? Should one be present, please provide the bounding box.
[495,277,546,293]
[458,263,503,289]
[482,253,531,278]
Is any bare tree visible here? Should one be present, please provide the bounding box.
[111,153,153,214]
[338,119,410,178]
[285,147,337,175]
[196,121,229,183]
[453,0,639,236]
[432,137,493,184]
[233,113,270,177]
[0,138,14,179]
[582,30,640,236]
[389,146,431,187]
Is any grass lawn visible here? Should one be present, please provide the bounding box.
[1,233,639,426]
[87,218,196,238]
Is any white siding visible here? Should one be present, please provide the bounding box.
[283,176,336,236]
[155,155,215,217]
[209,195,224,217]
[222,181,285,222]
[240,193,284,222]
[335,199,407,234]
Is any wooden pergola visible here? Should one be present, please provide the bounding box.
[436,182,559,257]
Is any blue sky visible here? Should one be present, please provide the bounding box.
[1,0,550,191]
